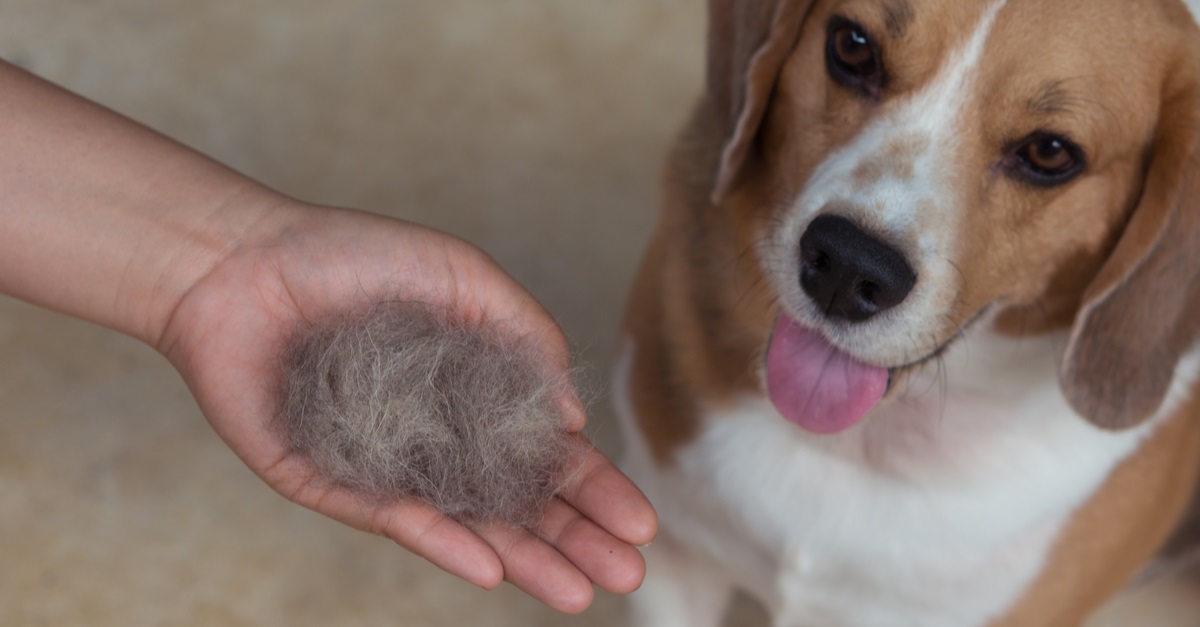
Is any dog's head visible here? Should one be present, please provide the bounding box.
[708,0,1200,431]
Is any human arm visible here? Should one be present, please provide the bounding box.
[0,60,655,613]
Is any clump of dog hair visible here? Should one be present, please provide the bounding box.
[275,299,588,529]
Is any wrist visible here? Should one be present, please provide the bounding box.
[137,181,294,349]
[0,61,298,347]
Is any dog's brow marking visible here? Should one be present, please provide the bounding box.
[870,0,1009,229]
[850,0,1008,237]
[1028,80,1076,115]
[898,0,1008,141]
[884,0,915,39]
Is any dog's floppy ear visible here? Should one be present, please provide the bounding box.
[1061,69,1200,430]
[708,0,816,204]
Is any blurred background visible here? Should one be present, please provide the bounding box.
[0,1,1192,625]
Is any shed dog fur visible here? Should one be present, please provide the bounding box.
[275,299,586,529]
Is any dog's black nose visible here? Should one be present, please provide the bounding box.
[799,214,916,322]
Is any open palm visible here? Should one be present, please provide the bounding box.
[155,204,655,613]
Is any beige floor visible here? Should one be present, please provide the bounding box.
[0,2,1195,626]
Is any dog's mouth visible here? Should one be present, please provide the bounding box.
[766,313,889,434]
[766,308,986,434]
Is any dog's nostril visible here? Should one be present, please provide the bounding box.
[855,280,879,305]
[798,215,916,323]
[805,250,831,273]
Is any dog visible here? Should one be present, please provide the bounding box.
[616,0,1200,625]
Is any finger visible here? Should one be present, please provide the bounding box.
[537,496,647,594]
[289,479,506,590]
[474,522,595,614]
[557,387,588,433]
[442,249,587,433]
[372,501,506,591]
[513,308,587,433]
[558,447,658,547]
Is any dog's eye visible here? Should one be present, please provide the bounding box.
[827,18,883,95]
[1009,133,1086,187]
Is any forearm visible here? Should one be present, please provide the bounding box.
[0,60,287,345]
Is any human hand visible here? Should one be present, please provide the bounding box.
[0,60,654,614]
[155,202,656,613]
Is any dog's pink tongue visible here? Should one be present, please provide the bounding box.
[766,315,888,434]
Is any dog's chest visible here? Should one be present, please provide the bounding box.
[620,334,1165,627]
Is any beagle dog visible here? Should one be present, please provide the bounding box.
[616,0,1200,625]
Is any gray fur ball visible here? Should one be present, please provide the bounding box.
[275,299,587,529]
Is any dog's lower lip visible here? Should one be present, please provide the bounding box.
[886,348,944,389]
[894,342,951,372]
[883,304,995,388]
